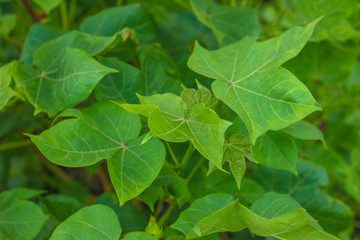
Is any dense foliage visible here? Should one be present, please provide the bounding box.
[1,0,360,239]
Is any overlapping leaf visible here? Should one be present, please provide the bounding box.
[49,205,121,240]
[121,92,231,170]
[191,0,260,45]
[188,19,321,143]
[13,31,127,116]
[80,4,156,43]
[251,161,353,234]
[282,120,326,145]
[28,101,165,204]
[252,130,298,173]
[172,192,336,239]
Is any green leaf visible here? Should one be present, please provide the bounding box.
[0,200,47,240]
[20,24,66,64]
[108,135,166,205]
[180,84,218,109]
[14,31,122,116]
[252,130,298,173]
[188,19,321,143]
[42,194,83,221]
[139,44,182,96]
[284,0,360,42]
[252,161,353,234]
[284,41,358,88]
[33,0,62,14]
[0,187,45,211]
[123,93,231,170]
[0,14,16,36]
[49,204,121,240]
[95,58,141,103]
[223,134,252,189]
[80,4,156,43]
[29,102,165,204]
[122,232,157,240]
[282,121,326,145]
[96,193,150,232]
[0,62,15,111]
[191,0,260,45]
[171,193,333,239]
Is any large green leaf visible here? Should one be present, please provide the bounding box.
[191,0,260,45]
[171,193,335,239]
[0,62,15,111]
[252,130,298,173]
[188,20,321,143]
[20,24,66,64]
[80,4,156,43]
[251,161,353,234]
[122,93,231,170]
[29,101,165,204]
[49,204,121,240]
[13,31,123,116]
[284,0,360,42]
[284,41,358,88]
[0,201,47,240]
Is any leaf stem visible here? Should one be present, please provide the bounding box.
[116,0,123,5]
[20,0,39,22]
[186,157,205,183]
[154,199,164,219]
[180,143,195,171]
[0,139,33,151]
[230,0,236,7]
[158,201,177,226]
[60,1,69,30]
[165,142,180,168]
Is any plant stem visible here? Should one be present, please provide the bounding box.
[0,139,32,151]
[116,0,123,5]
[0,35,23,47]
[41,159,72,183]
[68,0,77,25]
[165,142,180,168]
[154,199,164,219]
[20,0,39,22]
[98,165,112,192]
[158,201,177,226]
[180,143,194,171]
[60,1,69,30]
[241,0,247,8]
[186,157,205,183]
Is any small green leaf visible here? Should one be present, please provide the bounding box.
[49,204,121,240]
[252,131,298,173]
[0,187,45,211]
[282,120,326,146]
[188,19,321,143]
[33,0,62,14]
[224,134,252,189]
[80,4,156,43]
[126,93,232,170]
[0,14,16,36]
[0,63,15,111]
[0,200,47,240]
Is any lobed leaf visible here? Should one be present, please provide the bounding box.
[188,19,321,143]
